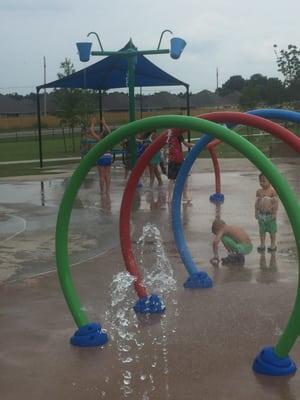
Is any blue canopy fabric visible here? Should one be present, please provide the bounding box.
[37,42,188,91]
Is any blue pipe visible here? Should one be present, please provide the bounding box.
[171,134,213,285]
[171,108,300,286]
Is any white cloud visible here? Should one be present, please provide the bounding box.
[0,0,299,94]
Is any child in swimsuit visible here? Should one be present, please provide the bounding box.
[255,174,278,252]
[148,131,163,188]
[80,124,99,158]
[210,219,253,266]
[88,117,112,194]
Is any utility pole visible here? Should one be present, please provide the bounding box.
[43,56,47,116]
[216,67,219,91]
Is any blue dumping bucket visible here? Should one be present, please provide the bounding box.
[76,42,92,62]
[170,37,186,59]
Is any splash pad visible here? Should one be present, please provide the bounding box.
[56,114,300,376]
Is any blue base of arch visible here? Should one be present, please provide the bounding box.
[252,346,297,376]
[209,192,225,204]
[184,271,213,289]
[134,294,166,314]
[70,322,109,347]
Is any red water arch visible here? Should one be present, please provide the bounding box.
[120,112,300,298]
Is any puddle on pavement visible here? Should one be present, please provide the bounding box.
[0,172,124,283]
[0,161,299,287]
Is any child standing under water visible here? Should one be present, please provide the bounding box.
[210,219,253,266]
[255,173,278,252]
[89,116,112,194]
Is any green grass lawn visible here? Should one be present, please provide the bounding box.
[189,127,276,157]
[0,159,79,178]
[0,134,81,177]
[0,134,80,162]
[0,124,298,177]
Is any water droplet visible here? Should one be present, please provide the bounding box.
[123,370,132,380]
[118,344,131,352]
[274,326,283,336]
[122,357,133,363]
[121,385,133,396]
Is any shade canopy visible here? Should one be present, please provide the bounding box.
[37,41,188,91]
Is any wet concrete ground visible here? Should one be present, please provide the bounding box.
[1,158,300,399]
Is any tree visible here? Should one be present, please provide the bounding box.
[239,85,261,108]
[8,92,23,100]
[54,58,94,130]
[273,44,300,86]
[57,58,76,80]
[264,78,286,105]
[239,74,285,108]
[217,75,245,96]
[25,92,37,102]
[54,58,86,152]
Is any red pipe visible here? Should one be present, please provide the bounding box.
[208,145,221,194]
[120,112,300,298]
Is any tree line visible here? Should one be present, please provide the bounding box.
[217,44,300,108]
[5,44,300,128]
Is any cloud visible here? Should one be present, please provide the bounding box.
[0,0,73,12]
[1,0,299,94]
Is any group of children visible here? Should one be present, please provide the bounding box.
[80,119,193,200]
[210,173,278,267]
[81,118,278,267]
[122,128,193,201]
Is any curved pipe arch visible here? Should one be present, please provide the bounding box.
[171,120,300,359]
[120,112,300,299]
[56,114,251,327]
[206,109,300,196]
[118,114,300,360]
[56,115,300,361]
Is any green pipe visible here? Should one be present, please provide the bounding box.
[91,49,169,56]
[127,53,137,168]
[56,115,300,360]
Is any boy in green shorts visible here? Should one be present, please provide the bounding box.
[210,219,253,266]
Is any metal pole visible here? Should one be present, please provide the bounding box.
[127,52,137,167]
[139,87,143,119]
[36,88,43,168]
[43,56,47,116]
[186,85,191,144]
[98,90,103,130]
[157,29,173,50]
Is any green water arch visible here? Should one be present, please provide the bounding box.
[56,115,300,359]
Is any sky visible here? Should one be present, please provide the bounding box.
[1,0,299,95]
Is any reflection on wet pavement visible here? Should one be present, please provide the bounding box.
[1,158,300,399]
[0,159,299,286]
[0,170,123,282]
